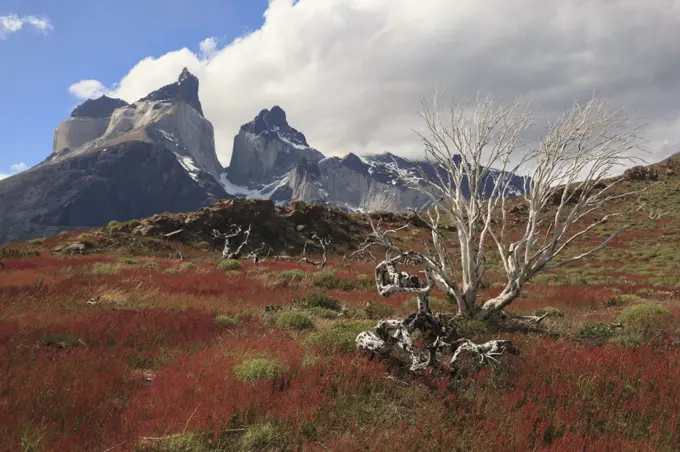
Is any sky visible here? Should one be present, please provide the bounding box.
[2,0,680,180]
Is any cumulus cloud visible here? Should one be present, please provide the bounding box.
[0,13,52,38]
[0,162,29,180]
[10,162,28,172]
[199,37,218,59]
[68,80,111,100]
[67,0,680,167]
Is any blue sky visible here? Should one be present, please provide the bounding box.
[0,0,268,176]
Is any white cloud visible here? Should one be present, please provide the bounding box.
[0,13,52,38]
[0,162,30,180]
[68,80,111,100]
[10,162,28,172]
[66,0,680,167]
[199,37,218,59]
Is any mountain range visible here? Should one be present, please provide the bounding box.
[0,68,526,244]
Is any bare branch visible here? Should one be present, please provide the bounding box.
[220,224,251,260]
[298,233,330,269]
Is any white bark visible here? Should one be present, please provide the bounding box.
[381,93,647,319]
[298,233,330,269]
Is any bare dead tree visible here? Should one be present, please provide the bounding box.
[355,235,520,372]
[250,242,273,264]
[298,233,331,269]
[376,93,648,320]
[210,224,252,260]
[345,219,409,263]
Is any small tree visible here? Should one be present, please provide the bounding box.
[387,94,645,320]
[353,94,647,372]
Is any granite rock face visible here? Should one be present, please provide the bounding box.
[0,141,226,244]
[225,106,324,188]
[221,107,528,213]
[1,69,229,244]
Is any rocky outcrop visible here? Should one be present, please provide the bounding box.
[50,68,223,181]
[0,141,227,244]
[225,106,324,187]
[71,95,129,119]
[137,68,204,117]
[0,69,229,244]
[130,198,373,255]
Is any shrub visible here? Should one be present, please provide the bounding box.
[310,307,339,319]
[215,315,238,327]
[279,269,306,281]
[275,312,314,331]
[300,289,342,311]
[195,241,210,250]
[617,303,672,335]
[106,220,122,233]
[364,302,394,320]
[218,259,242,271]
[234,358,283,382]
[240,422,294,452]
[580,323,615,339]
[92,263,118,275]
[310,269,339,289]
[137,433,208,451]
[307,321,373,354]
[534,307,564,318]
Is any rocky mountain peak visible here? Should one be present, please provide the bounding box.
[70,95,129,119]
[240,106,308,146]
[136,67,203,116]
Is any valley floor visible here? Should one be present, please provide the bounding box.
[2,217,680,451]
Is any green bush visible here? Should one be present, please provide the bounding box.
[279,269,306,281]
[300,289,342,311]
[92,263,118,275]
[307,321,373,354]
[195,241,210,250]
[617,303,672,334]
[534,307,564,318]
[106,220,122,233]
[125,219,141,231]
[240,422,294,452]
[310,269,340,289]
[275,312,314,330]
[215,315,238,327]
[580,323,615,339]
[364,302,394,320]
[137,433,208,452]
[218,259,242,271]
[234,358,283,382]
[310,307,339,319]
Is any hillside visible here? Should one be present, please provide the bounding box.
[0,155,679,451]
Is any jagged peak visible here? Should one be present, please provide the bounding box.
[70,95,129,119]
[136,67,204,116]
[240,106,308,147]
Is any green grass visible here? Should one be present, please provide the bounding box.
[299,289,342,311]
[92,263,118,275]
[215,315,239,327]
[234,358,283,382]
[218,260,242,271]
[275,312,314,330]
[307,321,373,354]
[240,422,294,452]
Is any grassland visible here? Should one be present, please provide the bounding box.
[1,174,680,451]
